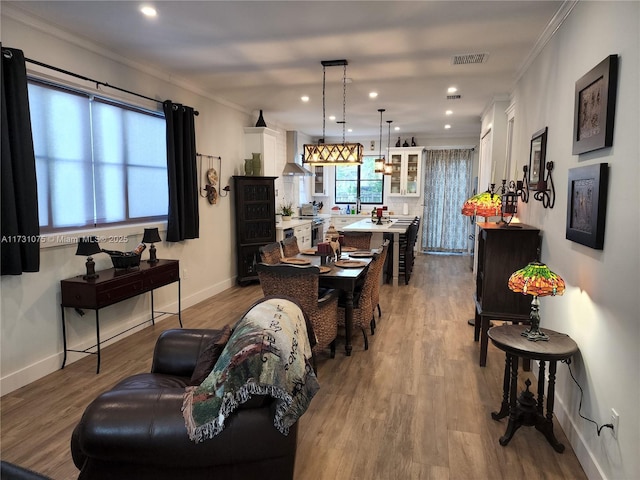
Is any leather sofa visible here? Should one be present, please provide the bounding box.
[71,327,303,480]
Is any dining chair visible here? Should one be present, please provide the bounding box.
[337,249,384,351]
[340,231,372,250]
[370,239,390,334]
[281,236,300,257]
[259,242,282,265]
[256,263,339,358]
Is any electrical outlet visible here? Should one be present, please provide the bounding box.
[183,268,188,279]
[610,408,619,439]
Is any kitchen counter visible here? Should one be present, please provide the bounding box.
[275,218,312,230]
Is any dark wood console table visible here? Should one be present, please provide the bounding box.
[60,259,181,373]
[488,325,578,452]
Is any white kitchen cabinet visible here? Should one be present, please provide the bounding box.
[244,127,279,177]
[330,215,361,231]
[294,222,312,250]
[312,165,327,196]
[385,146,425,198]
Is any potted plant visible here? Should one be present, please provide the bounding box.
[280,201,294,221]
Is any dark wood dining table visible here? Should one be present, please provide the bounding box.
[291,251,372,356]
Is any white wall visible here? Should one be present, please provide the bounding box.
[0,11,292,393]
[511,3,639,479]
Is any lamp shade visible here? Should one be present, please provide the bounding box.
[76,237,101,256]
[461,191,502,218]
[303,143,364,165]
[142,228,161,243]
[508,261,565,297]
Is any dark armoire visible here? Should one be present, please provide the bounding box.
[232,176,277,285]
[474,222,540,366]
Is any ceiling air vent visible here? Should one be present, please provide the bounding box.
[451,53,489,65]
[447,94,461,100]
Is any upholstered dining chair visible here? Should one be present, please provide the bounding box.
[340,231,372,250]
[256,263,339,358]
[281,236,300,257]
[259,242,282,265]
[370,239,390,334]
[337,248,384,351]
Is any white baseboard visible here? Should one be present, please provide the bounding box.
[0,276,236,395]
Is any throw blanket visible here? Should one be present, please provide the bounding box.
[182,298,320,443]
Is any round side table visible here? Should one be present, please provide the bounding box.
[488,325,578,453]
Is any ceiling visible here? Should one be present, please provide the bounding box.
[5,1,566,139]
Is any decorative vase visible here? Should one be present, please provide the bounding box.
[282,215,291,221]
[255,110,267,127]
[244,158,253,176]
[411,137,416,146]
[395,136,401,147]
[251,152,262,176]
[403,139,409,147]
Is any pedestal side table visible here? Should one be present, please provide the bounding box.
[488,325,578,452]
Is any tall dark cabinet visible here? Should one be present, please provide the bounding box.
[232,176,277,285]
[474,222,540,366]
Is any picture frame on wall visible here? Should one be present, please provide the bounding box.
[572,55,618,155]
[566,163,609,249]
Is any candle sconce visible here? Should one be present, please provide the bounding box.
[517,165,530,203]
[533,161,555,208]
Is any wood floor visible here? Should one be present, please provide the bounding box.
[0,254,587,480]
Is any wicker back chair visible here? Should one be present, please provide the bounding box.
[341,231,372,250]
[281,236,300,257]
[256,263,339,357]
[337,249,384,351]
[259,242,282,265]
[370,239,390,334]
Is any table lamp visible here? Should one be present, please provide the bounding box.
[142,228,162,263]
[508,261,565,341]
[76,236,102,280]
[461,187,502,220]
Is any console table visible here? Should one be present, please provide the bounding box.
[488,325,578,452]
[60,259,181,373]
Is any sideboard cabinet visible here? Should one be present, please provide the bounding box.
[233,176,277,285]
[474,222,540,366]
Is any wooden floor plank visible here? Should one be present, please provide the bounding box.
[0,254,587,480]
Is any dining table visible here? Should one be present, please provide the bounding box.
[342,217,412,287]
[290,250,373,356]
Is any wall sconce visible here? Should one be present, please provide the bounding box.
[533,161,556,208]
[517,165,530,203]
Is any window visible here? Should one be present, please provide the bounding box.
[28,79,168,232]
[334,155,383,204]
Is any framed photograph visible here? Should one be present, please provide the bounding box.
[566,163,609,249]
[572,55,618,155]
[529,127,547,190]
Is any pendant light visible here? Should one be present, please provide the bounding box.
[384,120,394,175]
[374,109,386,173]
[303,60,363,166]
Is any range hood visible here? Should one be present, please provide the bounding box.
[283,131,312,176]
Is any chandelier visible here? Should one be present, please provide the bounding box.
[303,60,363,166]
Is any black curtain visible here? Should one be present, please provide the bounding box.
[164,100,199,242]
[1,46,40,275]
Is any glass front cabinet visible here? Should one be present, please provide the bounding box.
[312,165,327,196]
[385,147,425,197]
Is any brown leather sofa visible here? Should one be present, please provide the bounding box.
[71,327,304,480]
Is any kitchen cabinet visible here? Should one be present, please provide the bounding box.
[233,176,277,285]
[474,222,540,366]
[385,146,425,197]
[331,215,362,231]
[312,165,327,196]
[294,222,312,250]
[244,127,279,177]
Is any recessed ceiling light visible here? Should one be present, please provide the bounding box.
[446,110,453,115]
[444,124,451,129]
[347,128,353,133]
[329,115,336,121]
[301,95,309,102]
[447,86,457,94]
[369,92,378,99]
[140,5,157,17]
[394,126,400,131]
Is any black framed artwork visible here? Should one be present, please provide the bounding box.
[566,163,609,249]
[572,55,618,155]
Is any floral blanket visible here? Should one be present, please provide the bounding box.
[182,298,320,443]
